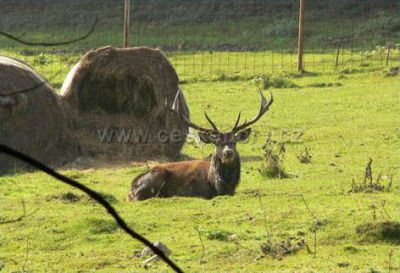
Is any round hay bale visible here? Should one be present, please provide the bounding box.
[60,46,189,161]
[0,56,75,172]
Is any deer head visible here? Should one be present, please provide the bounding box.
[172,88,273,165]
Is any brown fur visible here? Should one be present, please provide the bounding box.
[129,159,216,200]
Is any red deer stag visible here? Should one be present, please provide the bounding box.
[128,89,273,201]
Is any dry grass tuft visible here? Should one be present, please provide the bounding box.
[350,159,393,193]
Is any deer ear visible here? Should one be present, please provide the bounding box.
[198,132,212,144]
[236,128,251,142]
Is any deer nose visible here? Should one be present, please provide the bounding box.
[224,150,234,158]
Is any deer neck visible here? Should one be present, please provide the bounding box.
[208,153,241,196]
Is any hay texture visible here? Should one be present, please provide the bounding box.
[0,56,74,172]
[61,46,189,160]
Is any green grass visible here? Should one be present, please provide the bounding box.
[0,46,399,272]
[0,48,400,272]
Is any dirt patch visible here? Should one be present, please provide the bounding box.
[307,82,342,88]
[87,218,118,234]
[86,192,118,204]
[343,245,360,253]
[337,262,351,268]
[205,230,233,242]
[383,66,399,77]
[60,192,81,202]
[46,192,81,203]
[261,236,309,259]
[47,191,117,204]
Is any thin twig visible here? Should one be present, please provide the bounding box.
[0,144,183,273]
[313,230,317,258]
[22,236,30,272]
[257,193,272,240]
[388,248,394,273]
[300,194,319,258]
[194,227,205,264]
[387,175,393,192]
[380,201,391,220]
[300,194,319,222]
[0,199,39,225]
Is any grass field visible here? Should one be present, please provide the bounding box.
[2,0,400,50]
[0,44,399,273]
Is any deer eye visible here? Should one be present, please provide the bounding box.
[210,134,223,142]
[215,139,225,146]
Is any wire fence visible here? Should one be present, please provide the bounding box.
[0,0,399,85]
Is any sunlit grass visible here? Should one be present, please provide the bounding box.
[0,47,399,272]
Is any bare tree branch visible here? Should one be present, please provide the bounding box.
[0,70,61,97]
[194,227,205,264]
[0,16,98,46]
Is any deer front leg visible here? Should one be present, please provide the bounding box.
[208,159,229,196]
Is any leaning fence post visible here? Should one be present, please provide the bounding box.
[386,42,394,66]
[297,0,305,72]
[123,0,131,48]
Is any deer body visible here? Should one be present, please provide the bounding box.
[129,88,273,201]
[129,154,241,200]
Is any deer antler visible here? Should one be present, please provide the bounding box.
[231,88,273,133]
[172,88,220,133]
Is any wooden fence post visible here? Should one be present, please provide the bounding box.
[297,0,305,73]
[123,0,131,48]
[386,42,394,66]
[335,46,340,70]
